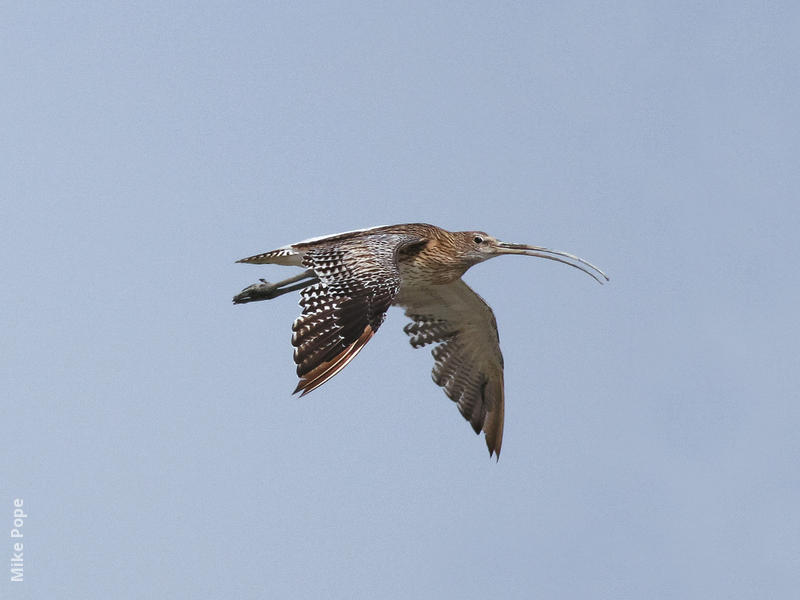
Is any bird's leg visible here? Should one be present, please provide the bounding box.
[232,269,319,304]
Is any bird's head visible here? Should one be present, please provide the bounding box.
[455,230,609,284]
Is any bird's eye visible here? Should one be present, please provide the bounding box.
[473,236,484,244]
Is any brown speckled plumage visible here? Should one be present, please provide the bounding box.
[234,223,608,459]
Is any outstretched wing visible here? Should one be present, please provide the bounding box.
[395,280,505,458]
[292,233,425,396]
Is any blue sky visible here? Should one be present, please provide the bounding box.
[3,3,799,598]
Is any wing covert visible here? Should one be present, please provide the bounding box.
[292,233,425,395]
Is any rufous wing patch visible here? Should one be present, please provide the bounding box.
[293,325,375,396]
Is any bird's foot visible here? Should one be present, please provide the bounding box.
[233,270,320,304]
[232,279,281,304]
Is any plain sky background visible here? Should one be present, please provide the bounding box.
[3,2,799,599]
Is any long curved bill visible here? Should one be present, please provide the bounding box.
[495,242,609,284]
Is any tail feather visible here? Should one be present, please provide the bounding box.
[237,246,302,266]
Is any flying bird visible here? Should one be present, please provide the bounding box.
[233,223,608,458]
